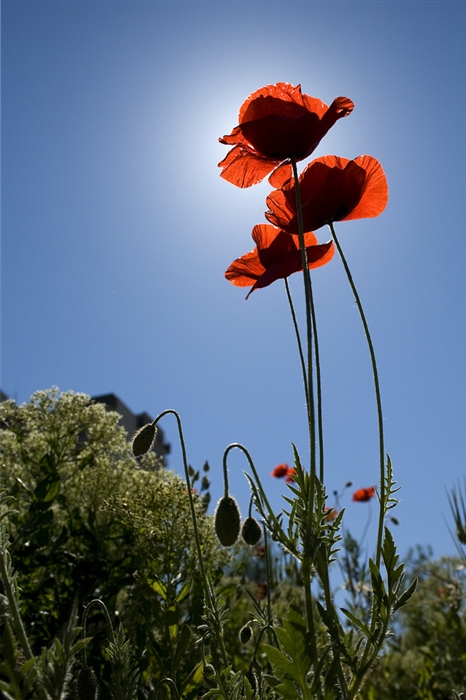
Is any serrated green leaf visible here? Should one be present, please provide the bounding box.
[393,577,418,612]
[340,608,372,639]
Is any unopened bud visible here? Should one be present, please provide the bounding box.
[239,624,252,644]
[241,517,262,546]
[132,423,156,457]
[214,496,241,547]
[77,667,99,700]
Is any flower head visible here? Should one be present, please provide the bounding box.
[219,83,354,188]
[225,224,334,298]
[266,155,388,234]
[271,463,289,478]
[352,486,376,503]
[324,507,338,522]
[285,467,296,483]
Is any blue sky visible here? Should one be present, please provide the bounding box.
[2,0,466,563]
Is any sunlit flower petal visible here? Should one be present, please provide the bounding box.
[225,224,334,298]
[266,155,388,234]
[219,83,354,188]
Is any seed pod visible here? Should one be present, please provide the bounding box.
[132,423,157,457]
[77,666,99,700]
[214,496,241,547]
[241,517,262,546]
[203,663,215,677]
[239,624,253,644]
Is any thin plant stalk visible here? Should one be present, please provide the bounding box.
[328,222,385,567]
[284,277,310,411]
[284,276,325,483]
[153,410,229,668]
[291,157,316,479]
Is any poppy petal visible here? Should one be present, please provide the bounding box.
[342,155,388,221]
[266,154,388,233]
[248,241,334,297]
[218,145,279,188]
[219,84,354,187]
[268,162,293,188]
[225,248,265,287]
[239,83,327,123]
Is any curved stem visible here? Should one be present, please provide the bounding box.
[284,278,310,411]
[328,223,385,567]
[328,222,386,690]
[153,410,229,666]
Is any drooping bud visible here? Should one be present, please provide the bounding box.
[241,517,262,546]
[77,666,99,700]
[239,624,253,644]
[214,496,241,547]
[132,423,157,457]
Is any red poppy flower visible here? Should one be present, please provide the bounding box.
[218,83,354,188]
[225,224,334,298]
[266,155,388,234]
[324,507,338,522]
[271,463,289,478]
[256,582,268,600]
[352,486,376,503]
[285,467,297,483]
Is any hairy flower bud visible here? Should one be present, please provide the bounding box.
[77,667,99,700]
[241,517,262,546]
[132,423,157,457]
[239,624,253,644]
[214,496,241,547]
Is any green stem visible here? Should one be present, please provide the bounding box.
[291,157,316,478]
[310,291,325,483]
[153,410,229,666]
[284,278,310,411]
[329,222,387,693]
[0,551,34,661]
[328,222,385,568]
[290,159,324,691]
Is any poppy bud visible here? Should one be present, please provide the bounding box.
[239,624,253,644]
[241,517,262,546]
[203,663,215,677]
[77,667,99,700]
[214,496,241,547]
[132,423,156,457]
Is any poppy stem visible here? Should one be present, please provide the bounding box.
[328,221,385,568]
[290,158,317,483]
[284,278,310,411]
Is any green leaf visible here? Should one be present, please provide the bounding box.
[392,577,418,612]
[34,474,60,503]
[340,608,372,639]
[262,603,313,700]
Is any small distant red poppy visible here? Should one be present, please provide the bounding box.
[352,486,376,503]
[256,582,268,600]
[285,467,296,483]
[266,155,388,235]
[225,224,334,298]
[324,507,338,522]
[219,83,354,188]
[271,463,289,478]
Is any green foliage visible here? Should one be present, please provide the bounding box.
[0,389,225,698]
[361,549,466,700]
